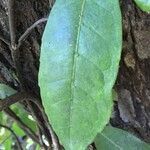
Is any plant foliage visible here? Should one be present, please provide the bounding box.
[39,0,122,149]
[0,84,37,149]
[95,126,150,150]
[134,0,150,12]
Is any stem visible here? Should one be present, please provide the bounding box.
[38,127,47,149]
[0,92,27,111]
[26,100,52,148]
[8,0,16,49]
[4,108,40,145]
[0,91,60,149]
[17,18,47,49]
[0,124,23,150]
[0,35,11,47]
[29,99,60,150]
[0,90,59,148]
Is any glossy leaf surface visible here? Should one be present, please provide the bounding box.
[134,0,150,12]
[39,0,122,149]
[95,126,150,150]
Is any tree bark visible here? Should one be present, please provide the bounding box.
[113,0,150,143]
[0,0,150,145]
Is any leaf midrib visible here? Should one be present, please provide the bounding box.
[69,0,86,146]
[100,133,123,150]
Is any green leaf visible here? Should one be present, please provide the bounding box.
[0,113,8,127]
[0,84,37,133]
[11,104,37,132]
[3,137,12,150]
[95,126,150,150]
[0,128,11,144]
[39,0,122,149]
[36,144,41,150]
[0,84,17,99]
[0,83,17,126]
[0,112,2,122]
[12,123,25,137]
[134,0,150,12]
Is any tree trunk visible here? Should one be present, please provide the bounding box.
[0,0,150,145]
[113,0,150,143]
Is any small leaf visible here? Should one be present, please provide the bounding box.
[0,84,17,99]
[0,113,8,127]
[3,137,12,150]
[39,0,122,149]
[36,144,41,150]
[0,112,2,122]
[134,0,150,12]
[0,128,10,144]
[95,126,150,150]
[12,123,25,137]
[11,104,37,132]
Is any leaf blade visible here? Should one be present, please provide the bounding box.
[95,126,150,150]
[134,0,150,12]
[39,0,122,149]
[0,84,17,99]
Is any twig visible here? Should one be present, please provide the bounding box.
[6,1,58,149]
[4,108,40,145]
[17,18,48,49]
[0,91,52,147]
[44,115,60,150]
[8,0,16,49]
[8,0,25,90]
[0,35,11,47]
[0,91,52,148]
[25,100,52,148]
[38,127,47,149]
[0,124,23,150]
[8,0,24,90]
[0,134,11,145]
[28,99,60,150]
[0,91,60,149]
[49,0,55,8]
[0,92,28,111]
